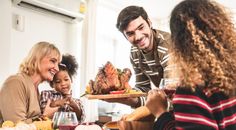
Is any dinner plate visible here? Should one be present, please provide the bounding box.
[85,93,147,100]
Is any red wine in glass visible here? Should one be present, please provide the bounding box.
[159,78,176,99]
[59,124,77,130]
[163,88,176,99]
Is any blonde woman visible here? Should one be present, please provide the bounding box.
[0,42,61,125]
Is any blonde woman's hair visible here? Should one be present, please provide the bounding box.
[19,41,61,76]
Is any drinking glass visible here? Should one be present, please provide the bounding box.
[52,112,78,130]
[52,112,60,129]
[159,78,176,99]
[159,78,178,111]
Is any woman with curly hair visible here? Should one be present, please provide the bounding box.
[145,0,236,129]
[40,54,85,123]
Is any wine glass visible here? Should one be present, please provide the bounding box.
[159,78,176,99]
[52,112,78,130]
[52,111,60,129]
[159,78,178,111]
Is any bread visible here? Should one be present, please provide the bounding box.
[122,106,155,121]
[103,121,118,129]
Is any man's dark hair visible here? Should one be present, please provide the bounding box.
[116,6,149,32]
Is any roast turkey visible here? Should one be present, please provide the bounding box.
[88,61,132,94]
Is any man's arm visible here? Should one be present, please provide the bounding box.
[156,30,174,79]
[130,53,151,108]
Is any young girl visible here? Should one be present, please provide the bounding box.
[40,54,85,123]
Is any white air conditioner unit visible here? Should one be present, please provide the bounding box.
[12,0,84,23]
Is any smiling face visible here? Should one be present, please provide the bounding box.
[53,70,72,95]
[123,16,153,52]
[38,51,60,81]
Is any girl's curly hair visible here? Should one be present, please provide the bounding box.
[169,0,236,96]
[60,54,78,78]
[49,54,78,87]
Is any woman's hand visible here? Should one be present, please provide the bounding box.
[145,89,168,118]
[43,99,59,118]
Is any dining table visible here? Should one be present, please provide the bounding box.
[103,120,154,130]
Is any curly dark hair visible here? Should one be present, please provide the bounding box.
[49,54,78,87]
[169,0,236,96]
[116,5,150,32]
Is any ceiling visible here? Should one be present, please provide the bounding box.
[114,0,236,20]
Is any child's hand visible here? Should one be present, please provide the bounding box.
[50,98,70,107]
[67,99,77,111]
[65,93,72,98]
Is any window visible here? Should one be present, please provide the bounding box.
[95,2,135,116]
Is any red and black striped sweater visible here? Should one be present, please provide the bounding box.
[154,87,236,130]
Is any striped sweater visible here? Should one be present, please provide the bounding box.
[130,29,172,106]
[154,87,236,130]
[40,90,85,123]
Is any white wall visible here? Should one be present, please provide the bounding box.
[0,0,82,93]
[0,0,11,86]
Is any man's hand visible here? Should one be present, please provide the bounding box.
[103,97,140,108]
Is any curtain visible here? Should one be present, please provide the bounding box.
[80,0,99,122]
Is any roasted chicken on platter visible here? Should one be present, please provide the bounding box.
[86,61,132,95]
